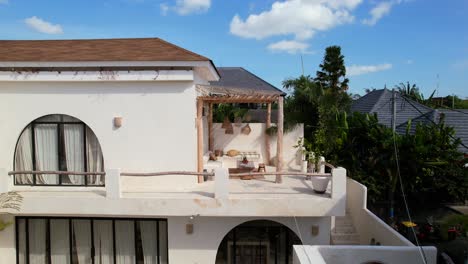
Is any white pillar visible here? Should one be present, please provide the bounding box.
[106,168,121,199]
[214,168,229,199]
[331,167,347,216]
[319,157,325,174]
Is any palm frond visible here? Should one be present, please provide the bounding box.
[0,192,23,212]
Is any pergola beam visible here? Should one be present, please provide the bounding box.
[208,103,214,151]
[276,96,284,183]
[196,98,204,183]
[265,103,272,166]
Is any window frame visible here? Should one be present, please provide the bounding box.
[15,216,169,264]
[14,115,104,187]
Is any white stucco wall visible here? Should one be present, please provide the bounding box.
[0,215,330,264]
[346,178,413,246]
[293,245,437,264]
[212,123,304,170]
[168,216,330,263]
[0,80,200,189]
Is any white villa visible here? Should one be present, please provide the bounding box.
[0,38,436,264]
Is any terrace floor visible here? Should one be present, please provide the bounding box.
[16,175,331,200]
[123,175,331,199]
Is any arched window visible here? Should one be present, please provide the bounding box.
[216,220,302,264]
[14,114,104,186]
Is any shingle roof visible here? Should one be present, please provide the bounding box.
[0,38,211,62]
[209,67,285,96]
[396,109,468,153]
[351,88,432,127]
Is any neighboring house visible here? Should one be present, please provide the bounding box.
[352,88,468,154]
[0,39,435,264]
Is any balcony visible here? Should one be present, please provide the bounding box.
[3,167,346,217]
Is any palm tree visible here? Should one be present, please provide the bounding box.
[395,82,423,102]
[395,82,436,105]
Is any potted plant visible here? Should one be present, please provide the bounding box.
[293,138,329,193]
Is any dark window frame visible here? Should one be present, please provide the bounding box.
[14,115,104,187]
[15,216,168,264]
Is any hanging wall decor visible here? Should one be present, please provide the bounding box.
[241,123,252,135]
[225,122,234,134]
[234,116,243,127]
[221,116,230,129]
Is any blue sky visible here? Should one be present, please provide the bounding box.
[0,0,467,97]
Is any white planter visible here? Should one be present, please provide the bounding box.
[311,176,330,194]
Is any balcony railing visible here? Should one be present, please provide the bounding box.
[6,168,346,201]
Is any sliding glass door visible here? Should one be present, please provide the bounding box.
[16,217,168,264]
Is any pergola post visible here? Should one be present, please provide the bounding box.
[265,103,272,165]
[208,103,214,152]
[276,96,284,183]
[196,98,204,183]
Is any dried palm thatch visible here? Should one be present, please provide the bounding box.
[0,192,23,212]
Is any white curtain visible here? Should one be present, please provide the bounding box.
[86,127,104,185]
[35,124,59,184]
[14,126,33,184]
[50,220,70,264]
[64,124,85,185]
[29,219,47,264]
[115,221,135,264]
[139,221,158,264]
[72,220,92,264]
[93,220,114,264]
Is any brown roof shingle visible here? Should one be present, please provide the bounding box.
[0,38,211,62]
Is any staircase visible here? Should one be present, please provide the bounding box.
[331,212,360,245]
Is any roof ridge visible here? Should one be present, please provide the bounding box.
[368,89,388,113]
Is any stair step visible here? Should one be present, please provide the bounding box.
[333,225,356,234]
[331,233,360,241]
[332,239,360,245]
[335,218,354,226]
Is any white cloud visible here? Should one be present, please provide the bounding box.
[160,3,169,15]
[24,16,63,34]
[267,40,309,54]
[230,0,362,40]
[347,63,392,76]
[175,0,211,15]
[362,0,406,25]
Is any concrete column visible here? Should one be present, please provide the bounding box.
[331,167,347,216]
[214,168,229,199]
[106,168,121,199]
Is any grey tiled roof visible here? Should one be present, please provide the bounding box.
[351,89,433,127]
[396,109,468,153]
[352,89,468,153]
[209,67,285,95]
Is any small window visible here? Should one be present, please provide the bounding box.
[14,114,104,186]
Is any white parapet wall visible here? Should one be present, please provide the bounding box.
[346,178,414,246]
[293,245,437,264]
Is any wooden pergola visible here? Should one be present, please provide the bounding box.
[195,84,285,184]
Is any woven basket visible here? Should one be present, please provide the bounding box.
[241,124,251,135]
